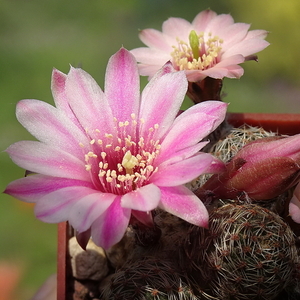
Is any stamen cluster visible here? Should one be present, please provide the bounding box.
[171,31,223,71]
[82,113,160,195]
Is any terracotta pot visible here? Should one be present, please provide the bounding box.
[56,112,300,300]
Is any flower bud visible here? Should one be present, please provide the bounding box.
[197,135,300,201]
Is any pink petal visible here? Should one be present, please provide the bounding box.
[184,70,210,82]
[34,186,97,223]
[158,142,208,166]
[76,228,92,250]
[69,192,116,232]
[4,174,93,202]
[222,64,244,78]
[162,17,192,39]
[245,29,269,40]
[131,210,153,226]
[121,184,161,211]
[51,69,67,110]
[159,185,209,227]
[6,141,89,181]
[205,13,234,34]
[51,69,84,128]
[65,67,115,138]
[136,63,166,79]
[139,69,188,139]
[174,100,227,126]
[289,183,300,223]
[289,195,300,224]
[218,23,251,48]
[91,196,131,249]
[223,39,270,58]
[139,29,173,51]
[16,99,88,159]
[104,48,140,122]
[216,54,245,66]
[158,101,227,163]
[151,153,223,187]
[192,10,218,31]
[130,47,170,66]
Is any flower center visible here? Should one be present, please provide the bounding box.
[171,30,223,71]
[81,113,160,195]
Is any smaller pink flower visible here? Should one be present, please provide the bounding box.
[131,9,269,82]
[4,48,227,249]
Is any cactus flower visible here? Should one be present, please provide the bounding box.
[4,48,227,249]
[197,135,300,201]
[130,9,269,82]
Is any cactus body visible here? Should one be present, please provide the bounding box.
[185,203,298,300]
[100,257,199,300]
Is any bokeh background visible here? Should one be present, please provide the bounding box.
[1,0,300,298]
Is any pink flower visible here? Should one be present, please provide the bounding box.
[130,9,269,82]
[4,48,227,249]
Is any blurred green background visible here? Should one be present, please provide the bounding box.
[1,0,300,298]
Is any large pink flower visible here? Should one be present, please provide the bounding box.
[4,48,227,249]
[130,10,269,82]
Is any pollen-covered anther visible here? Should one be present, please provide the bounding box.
[87,151,97,158]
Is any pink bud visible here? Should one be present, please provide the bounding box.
[197,135,300,201]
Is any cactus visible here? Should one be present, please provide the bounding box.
[100,256,200,300]
[184,202,299,300]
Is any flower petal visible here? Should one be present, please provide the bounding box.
[51,68,84,129]
[105,48,140,122]
[121,183,161,211]
[158,142,208,166]
[4,174,93,202]
[16,99,88,159]
[192,9,218,31]
[151,153,223,187]
[51,69,69,110]
[34,186,97,223]
[6,141,89,180]
[139,68,188,139]
[91,196,131,249]
[69,192,116,232]
[223,39,270,59]
[157,101,227,163]
[162,17,192,39]
[289,195,300,224]
[131,210,153,226]
[139,29,173,51]
[245,29,269,40]
[159,185,209,227]
[205,13,234,34]
[130,47,170,66]
[218,23,250,48]
[65,67,115,137]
